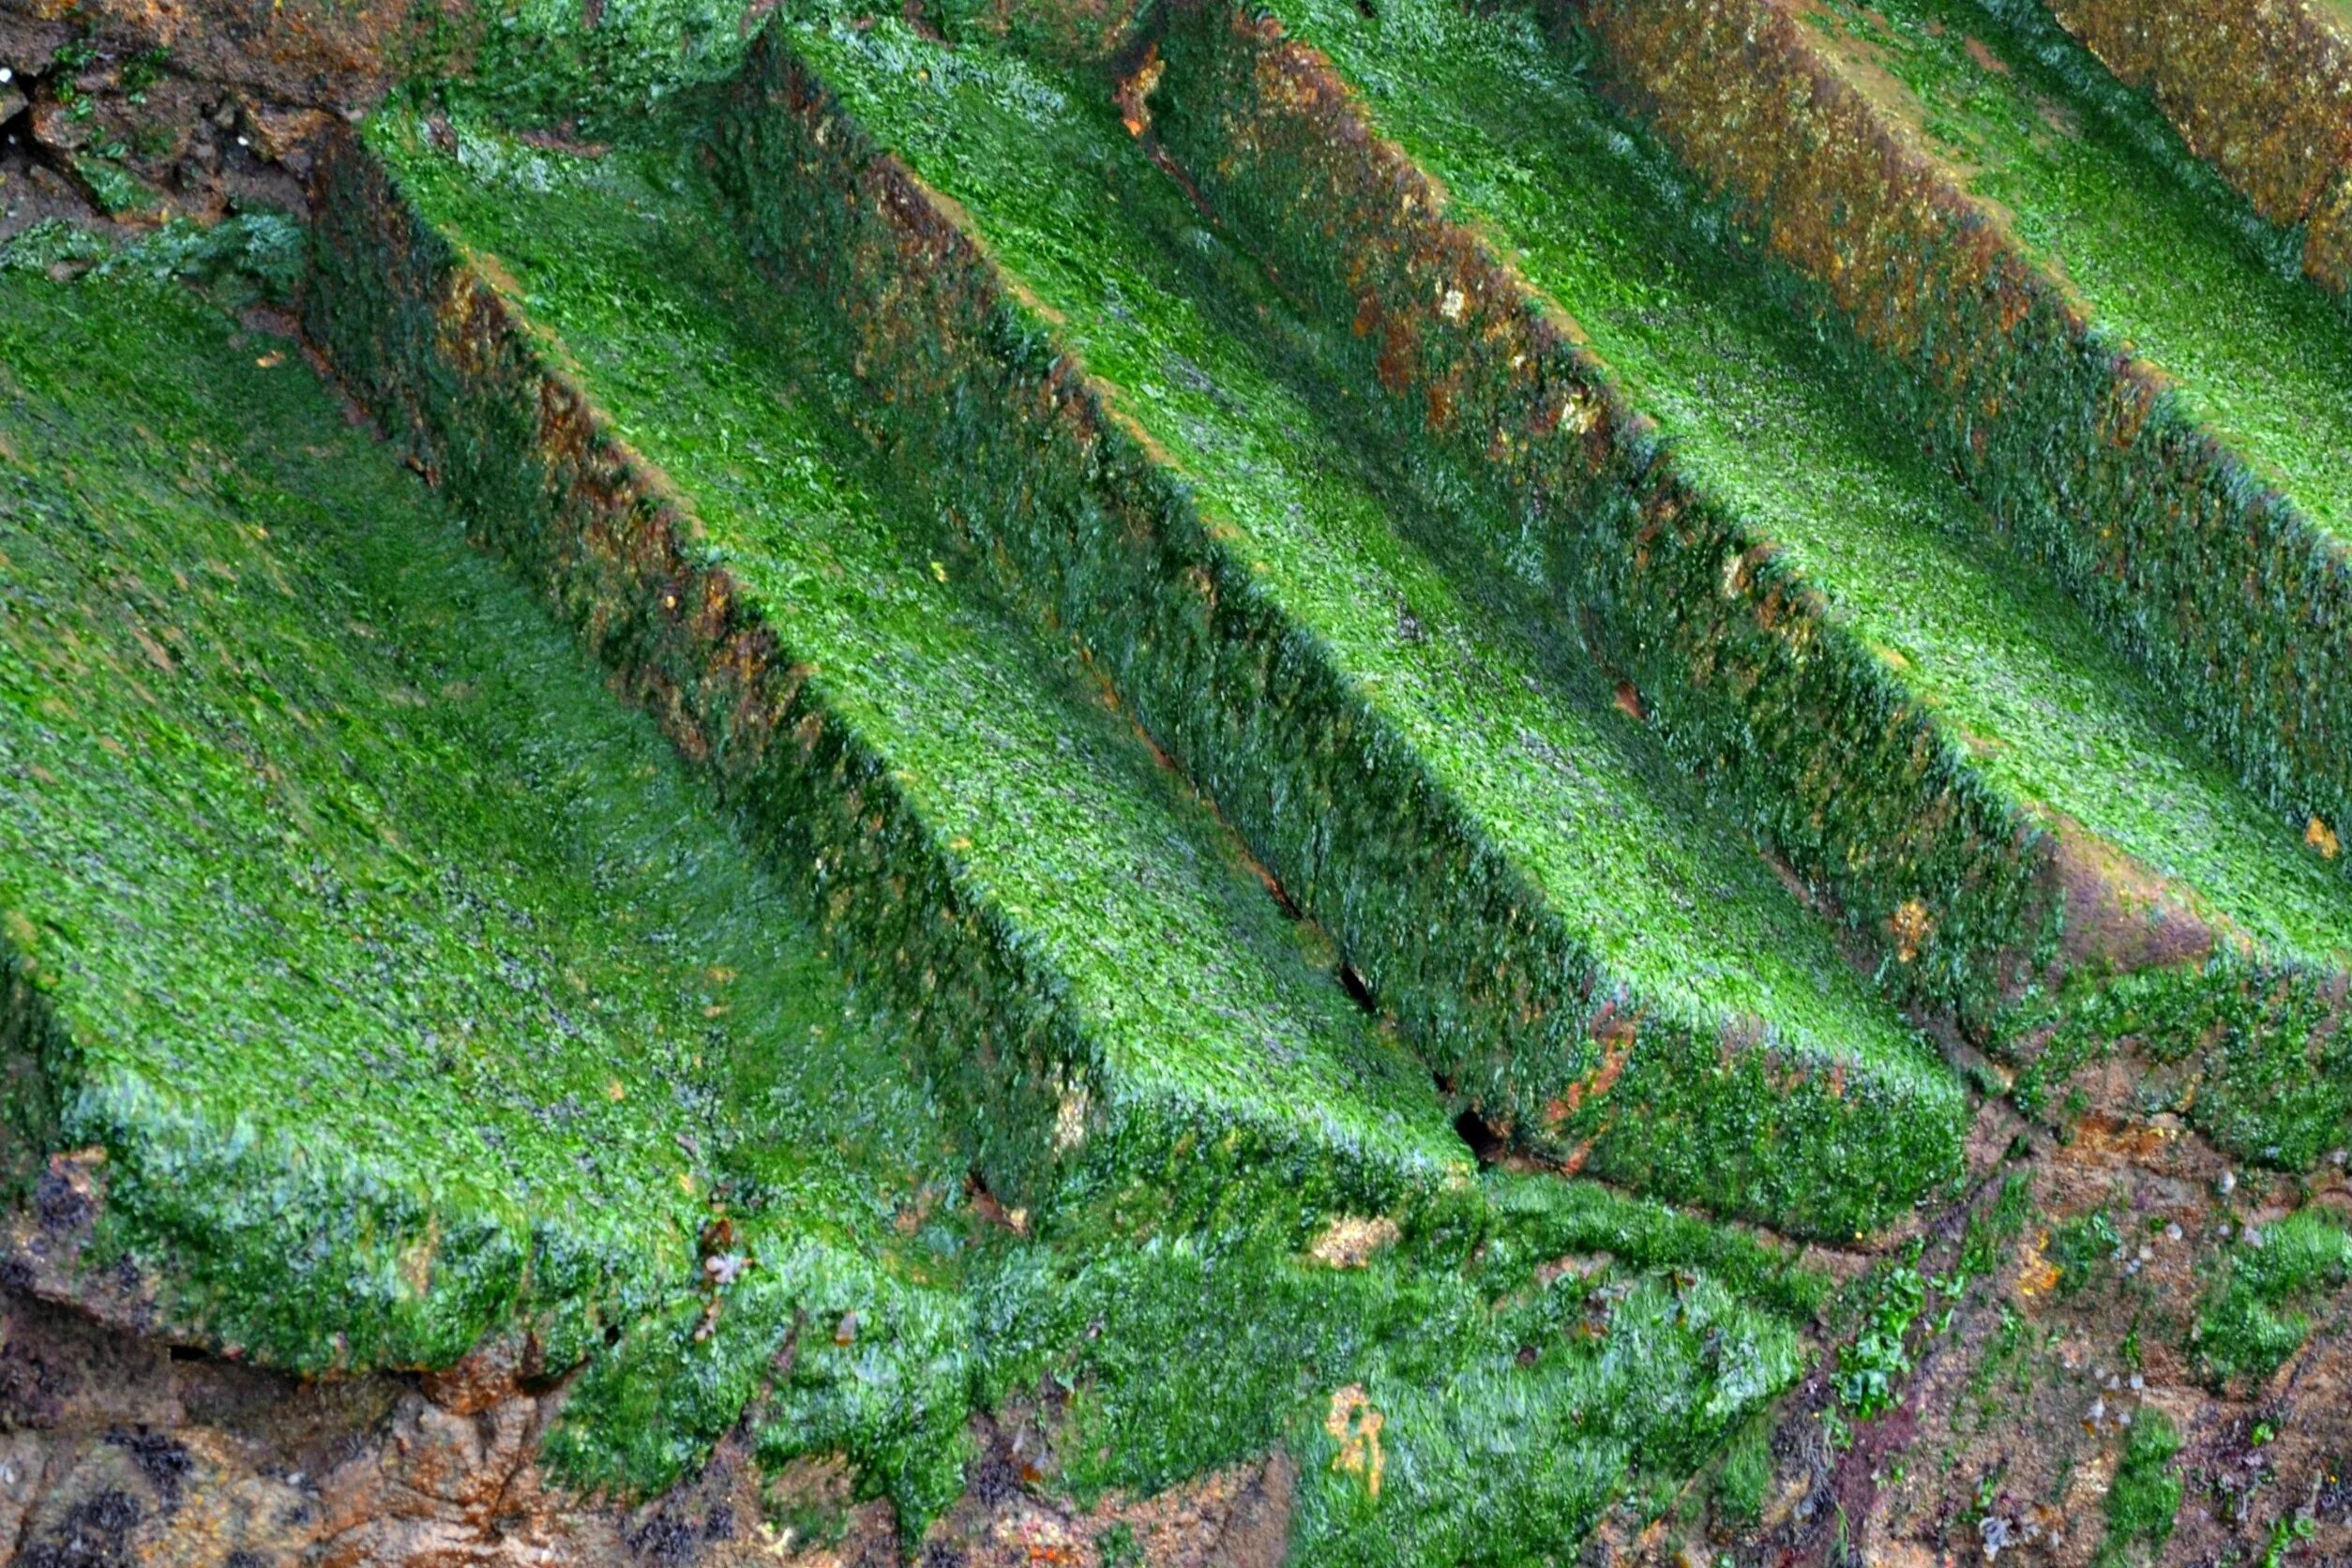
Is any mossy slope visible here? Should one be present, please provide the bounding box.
[1566,0,2352,999]
[0,259,1825,1552]
[0,268,959,1408]
[712,16,1965,1240]
[326,114,1470,1241]
[1130,0,2352,1168]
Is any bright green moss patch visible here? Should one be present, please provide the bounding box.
[362,113,1468,1227]
[750,13,1962,1238]
[2194,1206,2352,1387]
[1235,0,2352,974]
[0,267,956,1385]
[2101,1407,2184,1565]
[1826,0,2352,543]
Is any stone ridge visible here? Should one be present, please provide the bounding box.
[2034,0,2352,295]
[1570,0,2352,916]
[710,23,1967,1240]
[305,128,1469,1233]
[1125,0,2352,1173]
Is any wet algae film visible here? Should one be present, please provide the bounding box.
[9,0,2352,1555]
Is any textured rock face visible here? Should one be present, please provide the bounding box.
[0,0,382,236]
[0,1279,1304,1568]
[8,0,2352,1560]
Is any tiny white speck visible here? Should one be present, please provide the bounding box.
[236,134,249,147]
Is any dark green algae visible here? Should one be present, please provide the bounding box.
[0,264,969,1466]
[1,247,1829,1551]
[1182,0,2352,978]
[735,12,1967,1237]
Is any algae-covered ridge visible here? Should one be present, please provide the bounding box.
[1203,0,2352,976]
[1825,0,2352,544]
[4,216,1826,1546]
[738,10,1966,1236]
[363,113,1467,1215]
[0,269,957,1378]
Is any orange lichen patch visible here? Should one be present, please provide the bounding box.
[398,1216,441,1298]
[2014,1230,2060,1297]
[1115,43,1163,138]
[1307,1214,1402,1268]
[1890,897,1934,963]
[2310,815,2342,860]
[1542,1010,1639,1125]
[1324,1384,1385,1499]
[2059,1112,2180,1162]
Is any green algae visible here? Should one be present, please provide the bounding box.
[435,0,757,135]
[2193,1206,2352,1387]
[964,1169,1812,1562]
[361,113,1468,1227]
[2100,1406,2183,1564]
[1184,0,2352,974]
[312,100,1845,1545]
[746,12,1963,1238]
[0,266,961,1402]
[1822,0,2352,542]
[0,53,1865,1554]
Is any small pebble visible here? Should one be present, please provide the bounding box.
[2165,1222,2183,1241]
[2219,1169,2238,1196]
[2129,1373,2145,1391]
